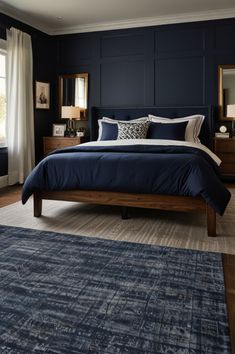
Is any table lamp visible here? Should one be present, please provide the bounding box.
[61,106,81,136]
[226,104,235,137]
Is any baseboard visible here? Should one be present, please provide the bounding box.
[0,175,8,188]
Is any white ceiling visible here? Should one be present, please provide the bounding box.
[1,0,235,35]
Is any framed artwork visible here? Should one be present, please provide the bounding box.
[35,81,50,109]
[52,124,66,137]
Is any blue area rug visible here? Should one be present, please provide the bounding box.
[0,225,231,354]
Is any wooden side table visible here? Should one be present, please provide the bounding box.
[43,136,88,156]
[214,137,235,178]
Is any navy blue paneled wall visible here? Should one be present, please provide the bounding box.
[55,18,235,134]
[1,14,235,171]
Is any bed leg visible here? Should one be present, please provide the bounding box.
[34,193,42,217]
[206,204,216,237]
[121,206,129,220]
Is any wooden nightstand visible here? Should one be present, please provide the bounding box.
[214,137,235,177]
[43,136,88,156]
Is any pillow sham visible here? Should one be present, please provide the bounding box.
[147,121,188,141]
[97,116,148,141]
[98,121,118,141]
[148,114,205,143]
[102,116,148,123]
[117,121,149,140]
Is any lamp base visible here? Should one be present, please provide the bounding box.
[64,129,76,138]
[64,119,76,137]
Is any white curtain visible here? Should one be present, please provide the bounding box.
[7,27,35,185]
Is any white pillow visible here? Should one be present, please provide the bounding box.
[102,116,148,123]
[97,116,148,140]
[148,114,205,143]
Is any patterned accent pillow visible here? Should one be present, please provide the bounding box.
[117,121,149,139]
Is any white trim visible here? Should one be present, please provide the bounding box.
[50,9,235,35]
[0,3,50,35]
[0,175,8,189]
[1,4,235,35]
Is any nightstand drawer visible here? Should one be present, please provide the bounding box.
[214,137,235,178]
[220,163,235,175]
[214,138,235,153]
[46,138,80,149]
[43,137,86,156]
[217,153,235,164]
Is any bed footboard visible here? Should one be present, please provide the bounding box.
[33,191,217,237]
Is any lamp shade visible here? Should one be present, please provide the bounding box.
[61,106,81,119]
[227,104,235,118]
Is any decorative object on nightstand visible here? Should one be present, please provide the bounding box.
[226,104,235,137]
[214,137,235,178]
[76,127,86,137]
[215,125,230,139]
[219,125,227,133]
[52,123,66,137]
[43,136,88,156]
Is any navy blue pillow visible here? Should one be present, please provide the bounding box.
[147,121,187,141]
[100,121,118,140]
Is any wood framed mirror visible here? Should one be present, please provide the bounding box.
[218,65,235,121]
[59,73,88,120]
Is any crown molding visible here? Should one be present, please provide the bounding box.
[1,3,235,36]
[0,2,50,34]
[50,8,235,35]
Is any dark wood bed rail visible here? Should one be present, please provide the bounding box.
[33,190,216,237]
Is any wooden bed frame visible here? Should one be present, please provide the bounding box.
[34,190,216,237]
[33,105,217,237]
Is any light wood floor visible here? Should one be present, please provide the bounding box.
[0,184,22,207]
[0,185,234,353]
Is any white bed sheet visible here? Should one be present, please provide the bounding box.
[81,139,221,166]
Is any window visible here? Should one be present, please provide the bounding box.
[75,77,86,109]
[0,40,6,146]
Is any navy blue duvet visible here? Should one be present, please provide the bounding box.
[22,144,231,215]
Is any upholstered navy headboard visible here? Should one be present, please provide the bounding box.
[91,106,214,148]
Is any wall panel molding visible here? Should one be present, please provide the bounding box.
[101,33,145,58]
[155,56,205,106]
[100,59,146,106]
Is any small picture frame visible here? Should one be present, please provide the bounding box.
[52,124,66,137]
[35,81,50,109]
